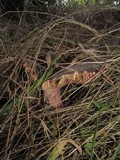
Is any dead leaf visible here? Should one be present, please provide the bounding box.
[47,139,82,160]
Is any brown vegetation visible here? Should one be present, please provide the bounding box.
[0,5,120,160]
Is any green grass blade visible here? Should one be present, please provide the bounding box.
[112,143,120,160]
[0,98,19,116]
[89,113,98,160]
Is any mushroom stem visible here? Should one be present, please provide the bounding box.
[43,87,63,108]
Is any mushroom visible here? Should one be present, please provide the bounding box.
[42,61,104,108]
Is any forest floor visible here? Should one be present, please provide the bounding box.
[0,6,120,160]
